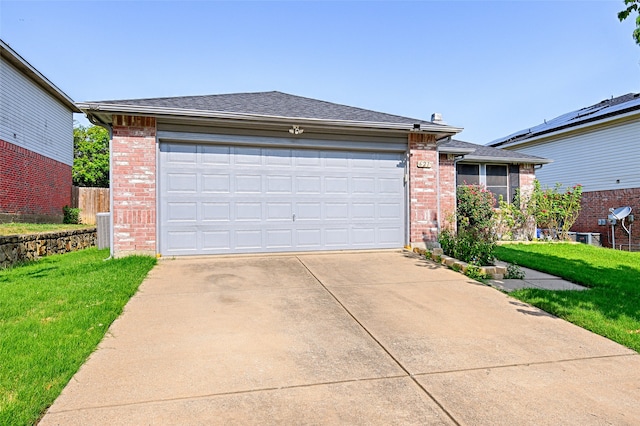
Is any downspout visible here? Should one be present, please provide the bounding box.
[87,115,114,260]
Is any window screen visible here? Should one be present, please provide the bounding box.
[486,165,508,206]
[456,164,480,186]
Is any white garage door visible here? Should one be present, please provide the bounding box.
[159,143,406,255]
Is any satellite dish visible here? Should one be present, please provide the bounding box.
[609,206,632,220]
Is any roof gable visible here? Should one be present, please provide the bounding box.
[439,139,550,164]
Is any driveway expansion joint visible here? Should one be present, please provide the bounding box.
[410,353,640,377]
[45,375,412,415]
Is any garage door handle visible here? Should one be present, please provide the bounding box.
[293,214,296,222]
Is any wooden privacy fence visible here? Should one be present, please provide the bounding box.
[71,186,110,225]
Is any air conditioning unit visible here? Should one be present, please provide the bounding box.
[576,232,601,246]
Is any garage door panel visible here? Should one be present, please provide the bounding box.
[379,177,402,194]
[264,149,293,166]
[379,227,402,244]
[202,174,231,193]
[160,143,405,255]
[266,202,293,221]
[165,143,197,164]
[165,202,198,222]
[353,177,375,194]
[166,230,198,251]
[234,147,262,165]
[202,202,231,222]
[325,228,349,246]
[325,177,348,194]
[235,230,263,248]
[266,229,293,248]
[201,145,231,165]
[296,176,321,194]
[296,202,321,220]
[379,202,402,219]
[236,175,262,193]
[294,150,322,167]
[352,203,376,219]
[202,230,231,250]
[353,227,375,245]
[296,229,322,247]
[325,202,349,220]
[266,175,292,193]
[166,173,197,193]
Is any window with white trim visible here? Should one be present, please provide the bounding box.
[456,163,520,207]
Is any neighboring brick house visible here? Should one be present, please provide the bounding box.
[78,91,547,257]
[488,93,640,249]
[0,39,80,223]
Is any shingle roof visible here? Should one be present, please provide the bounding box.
[439,139,550,164]
[488,93,640,147]
[93,91,434,126]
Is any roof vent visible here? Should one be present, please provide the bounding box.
[431,113,445,124]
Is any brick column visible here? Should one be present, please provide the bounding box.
[111,115,157,257]
[438,153,456,230]
[408,133,440,248]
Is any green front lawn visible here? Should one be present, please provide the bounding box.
[496,243,640,352]
[0,248,156,425]
[0,223,93,236]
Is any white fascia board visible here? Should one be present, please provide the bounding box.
[459,155,553,165]
[496,109,640,150]
[436,146,475,155]
[76,102,464,136]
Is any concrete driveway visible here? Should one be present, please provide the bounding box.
[40,251,640,425]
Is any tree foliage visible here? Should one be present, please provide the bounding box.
[618,0,640,46]
[73,125,109,187]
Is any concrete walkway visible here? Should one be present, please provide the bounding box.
[40,251,640,425]
[488,260,588,292]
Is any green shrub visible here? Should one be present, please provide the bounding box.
[464,263,488,282]
[505,262,526,280]
[438,184,497,265]
[63,206,81,224]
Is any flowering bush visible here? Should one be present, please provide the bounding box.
[496,188,536,241]
[439,184,497,266]
[531,181,583,240]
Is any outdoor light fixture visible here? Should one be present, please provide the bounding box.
[289,125,304,135]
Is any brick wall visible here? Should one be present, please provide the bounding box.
[519,164,535,198]
[408,133,444,247]
[439,153,456,230]
[0,139,71,222]
[111,115,157,256]
[573,188,640,249]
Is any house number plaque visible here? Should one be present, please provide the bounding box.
[417,161,433,169]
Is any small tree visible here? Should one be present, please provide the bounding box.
[73,124,109,187]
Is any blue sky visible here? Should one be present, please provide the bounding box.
[1,0,638,144]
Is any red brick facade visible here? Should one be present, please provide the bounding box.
[573,188,640,249]
[438,153,456,231]
[111,115,157,256]
[0,139,71,222]
[408,133,447,247]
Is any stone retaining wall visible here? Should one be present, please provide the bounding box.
[0,228,97,268]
